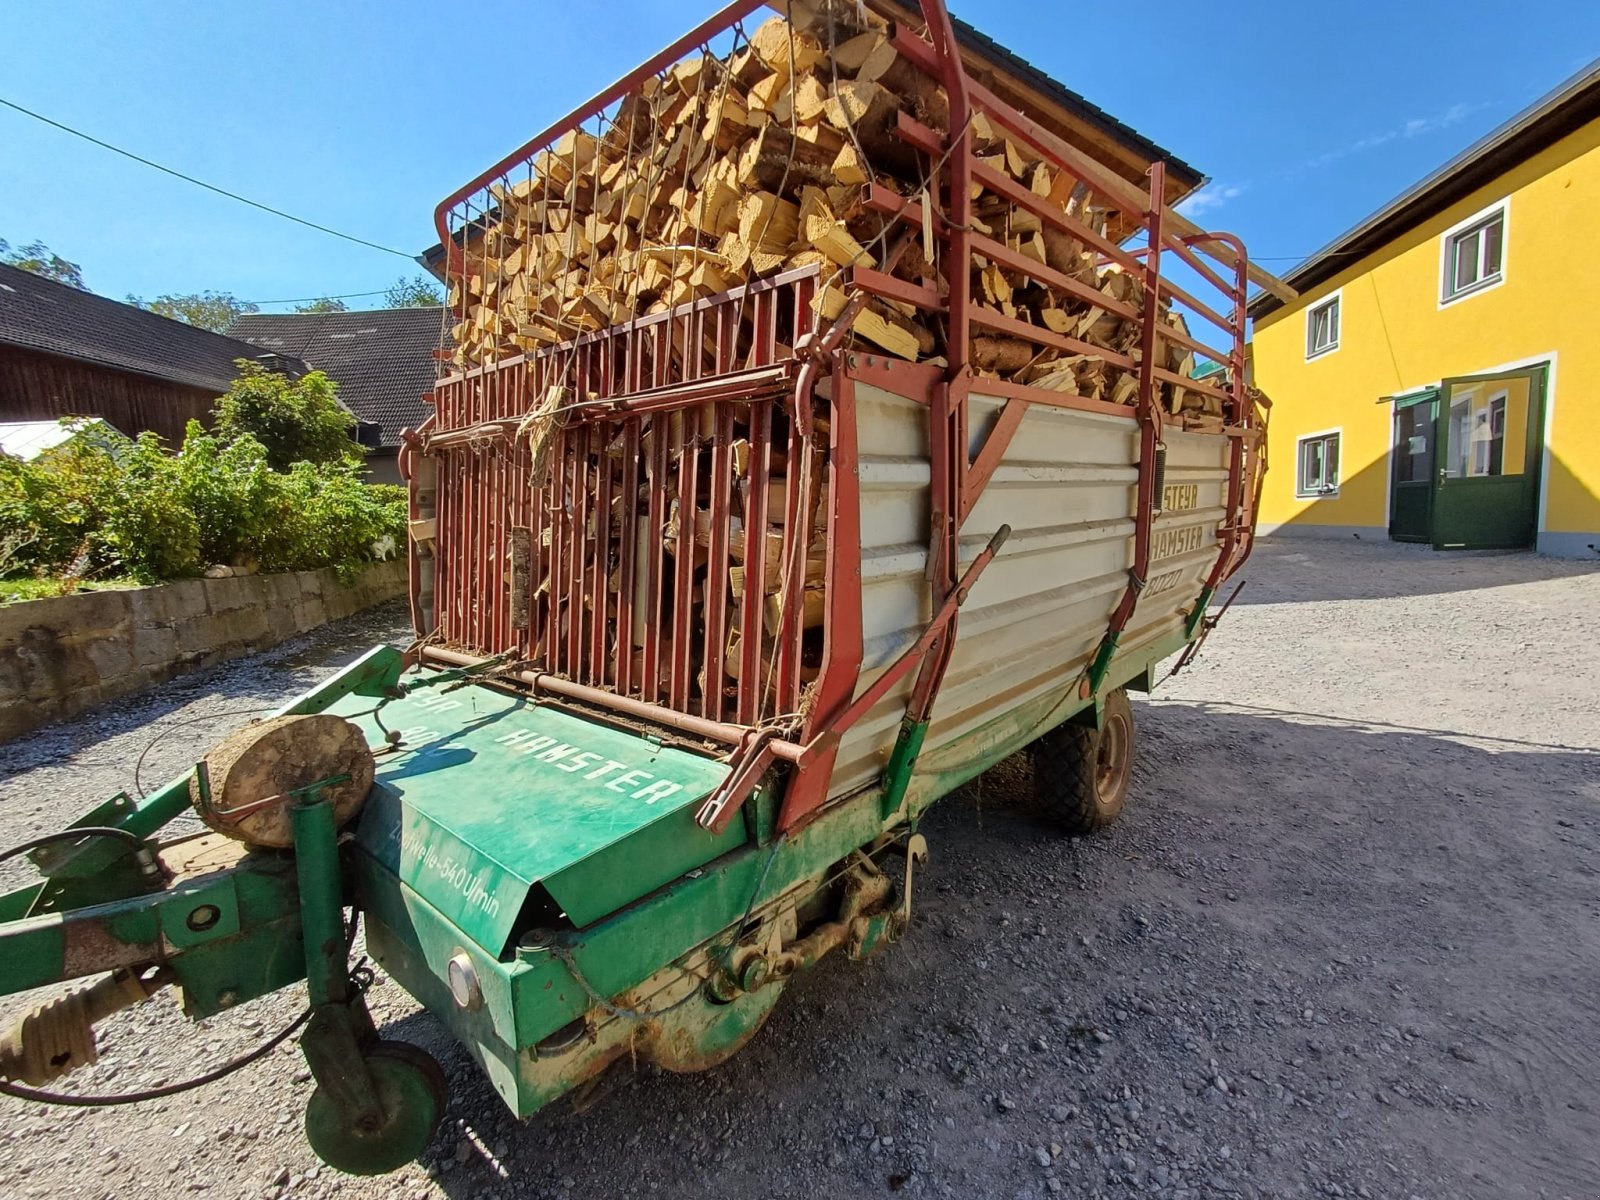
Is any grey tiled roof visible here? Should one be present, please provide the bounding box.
[228,307,448,450]
[0,263,272,393]
[946,14,1204,190]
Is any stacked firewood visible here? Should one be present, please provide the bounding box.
[437,3,1233,708]
[444,3,1212,413]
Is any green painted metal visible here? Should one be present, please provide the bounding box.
[1183,587,1215,639]
[0,841,301,1008]
[291,793,350,1009]
[0,650,398,1009]
[0,646,408,928]
[1086,631,1121,695]
[304,1043,446,1176]
[899,624,1191,816]
[1393,388,1440,411]
[880,718,929,818]
[352,758,890,1116]
[333,688,739,951]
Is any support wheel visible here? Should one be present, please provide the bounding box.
[304,1040,448,1176]
[1030,688,1135,834]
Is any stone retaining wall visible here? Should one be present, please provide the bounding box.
[0,560,406,743]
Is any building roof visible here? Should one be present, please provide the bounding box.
[1249,56,1600,320]
[0,263,274,393]
[227,307,447,450]
[943,12,1204,194]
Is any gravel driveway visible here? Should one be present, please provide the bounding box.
[2,539,1597,1200]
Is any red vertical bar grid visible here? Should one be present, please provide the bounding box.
[589,421,615,685]
[615,420,642,695]
[736,400,772,723]
[544,432,566,669]
[642,414,670,703]
[702,403,734,721]
[569,424,594,681]
[773,402,805,713]
[669,418,699,711]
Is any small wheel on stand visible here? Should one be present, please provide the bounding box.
[1029,687,1136,834]
[304,1040,448,1176]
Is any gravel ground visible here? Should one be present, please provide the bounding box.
[2,539,1597,1200]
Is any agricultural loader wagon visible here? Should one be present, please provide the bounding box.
[0,0,1290,1175]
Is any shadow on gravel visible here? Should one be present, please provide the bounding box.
[1230,539,1600,606]
[369,700,1600,1200]
[1160,698,1600,755]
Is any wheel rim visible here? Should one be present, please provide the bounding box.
[1094,712,1129,801]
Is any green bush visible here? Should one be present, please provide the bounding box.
[103,434,202,582]
[0,416,406,590]
[214,361,362,471]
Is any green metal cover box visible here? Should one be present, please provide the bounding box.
[333,687,740,953]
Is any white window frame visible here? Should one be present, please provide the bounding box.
[1295,427,1342,498]
[1304,290,1341,361]
[1439,198,1508,306]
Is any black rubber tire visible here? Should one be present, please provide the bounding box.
[1030,688,1135,833]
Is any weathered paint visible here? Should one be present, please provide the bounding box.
[1252,117,1600,554]
[833,382,1230,804]
[334,688,740,951]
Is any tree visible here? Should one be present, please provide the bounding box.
[383,274,443,307]
[213,360,360,471]
[127,290,259,333]
[293,297,349,313]
[0,238,87,290]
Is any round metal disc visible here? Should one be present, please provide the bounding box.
[304,1041,447,1176]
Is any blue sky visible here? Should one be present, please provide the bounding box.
[3,1,1597,311]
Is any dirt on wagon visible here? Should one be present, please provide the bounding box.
[2,537,1597,1200]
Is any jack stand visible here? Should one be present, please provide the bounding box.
[291,787,446,1176]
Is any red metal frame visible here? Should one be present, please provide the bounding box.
[420,0,1271,834]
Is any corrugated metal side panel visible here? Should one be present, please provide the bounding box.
[830,384,1229,800]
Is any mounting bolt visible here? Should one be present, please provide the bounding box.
[737,956,770,993]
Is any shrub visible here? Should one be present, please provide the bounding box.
[102,434,201,582]
[214,360,362,471]
[273,464,406,578]
[167,422,284,568]
[0,452,71,570]
[0,421,405,590]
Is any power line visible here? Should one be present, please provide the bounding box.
[245,288,393,305]
[0,96,416,260]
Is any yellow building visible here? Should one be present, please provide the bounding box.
[1249,59,1600,557]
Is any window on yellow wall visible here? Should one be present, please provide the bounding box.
[1443,208,1505,300]
[1296,431,1340,497]
[1305,294,1340,359]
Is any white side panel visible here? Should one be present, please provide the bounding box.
[831,385,1231,800]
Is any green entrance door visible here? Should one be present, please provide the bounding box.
[1387,389,1438,543]
[1431,367,1546,550]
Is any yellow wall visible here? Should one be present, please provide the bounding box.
[1252,118,1600,552]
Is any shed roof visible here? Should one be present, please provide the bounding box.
[227,307,448,450]
[0,263,273,393]
[1249,56,1600,320]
